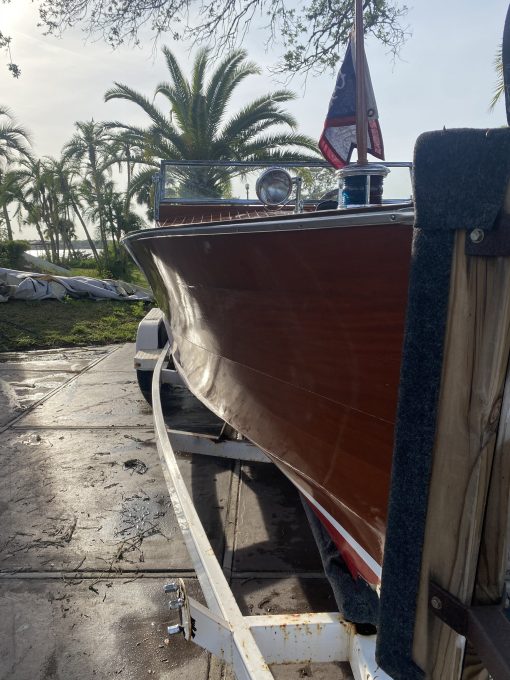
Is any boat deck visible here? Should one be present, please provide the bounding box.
[0,343,350,680]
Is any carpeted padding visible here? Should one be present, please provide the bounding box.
[376,127,510,680]
[376,227,454,680]
[300,494,380,626]
[413,128,510,233]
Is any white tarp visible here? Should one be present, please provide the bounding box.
[0,267,153,303]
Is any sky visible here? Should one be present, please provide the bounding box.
[1,0,509,239]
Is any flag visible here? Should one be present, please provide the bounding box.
[319,36,384,169]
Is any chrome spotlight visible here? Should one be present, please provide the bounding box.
[256,167,294,206]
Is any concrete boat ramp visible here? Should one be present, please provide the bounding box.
[0,343,347,680]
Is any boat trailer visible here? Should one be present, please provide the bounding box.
[135,309,391,680]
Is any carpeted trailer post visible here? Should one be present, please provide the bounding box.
[377,127,510,680]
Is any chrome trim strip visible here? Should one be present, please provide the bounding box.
[124,207,414,243]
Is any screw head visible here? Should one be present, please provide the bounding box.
[470,228,485,244]
[431,596,442,610]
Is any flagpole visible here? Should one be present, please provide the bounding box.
[355,0,368,165]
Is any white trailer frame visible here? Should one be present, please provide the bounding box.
[137,310,392,680]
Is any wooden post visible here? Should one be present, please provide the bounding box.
[355,0,368,165]
[411,227,510,679]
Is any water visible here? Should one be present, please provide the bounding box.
[27,248,102,259]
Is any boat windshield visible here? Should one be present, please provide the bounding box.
[158,160,412,206]
[159,160,338,205]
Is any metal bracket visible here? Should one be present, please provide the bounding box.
[465,212,510,256]
[429,581,510,680]
[162,581,389,678]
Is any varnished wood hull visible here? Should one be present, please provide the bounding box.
[124,207,414,583]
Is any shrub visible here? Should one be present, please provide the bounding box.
[98,246,135,280]
[62,252,98,269]
[0,240,30,269]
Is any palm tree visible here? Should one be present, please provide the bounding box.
[103,126,149,222]
[126,167,158,220]
[16,156,82,264]
[11,159,51,258]
[0,169,26,241]
[0,106,32,240]
[20,158,64,262]
[104,47,320,198]
[105,127,146,189]
[45,156,101,264]
[0,106,31,165]
[63,121,113,262]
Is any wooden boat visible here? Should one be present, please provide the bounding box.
[125,145,510,680]
[124,160,414,587]
[125,4,510,677]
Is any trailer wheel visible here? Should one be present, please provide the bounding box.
[137,369,154,404]
[135,309,170,405]
[137,368,173,406]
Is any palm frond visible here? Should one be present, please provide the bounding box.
[489,44,505,112]
[105,83,168,129]
[0,107,33,161]
[205,50,260,137]
[240,132,320,160]
[161,46,191,110]
[154,82,190,132]
[219,91,298,144]
[127,166,158,201]
[192,47,210,97]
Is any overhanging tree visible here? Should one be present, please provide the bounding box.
[30,0,408,76]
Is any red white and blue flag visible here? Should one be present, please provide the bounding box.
[319,36,384,169]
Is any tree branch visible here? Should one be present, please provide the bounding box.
[33,0,409,75]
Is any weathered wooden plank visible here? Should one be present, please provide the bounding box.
[411,230,510,679]
[473,361,510,607]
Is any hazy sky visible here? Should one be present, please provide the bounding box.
[2,0,509,238]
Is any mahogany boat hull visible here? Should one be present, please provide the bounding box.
[124,207,414,584]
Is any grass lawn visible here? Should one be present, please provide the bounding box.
[69,267,150,289]
[0,299,152,352]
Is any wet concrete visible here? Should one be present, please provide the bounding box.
[18,369,154,429]
[0,347,114,429]
[0,346,114,373]
[0,577,208,680]
[0,343,336,680]
[231,575,336,616]
[0,429,231,572]
[234,464,324,573]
